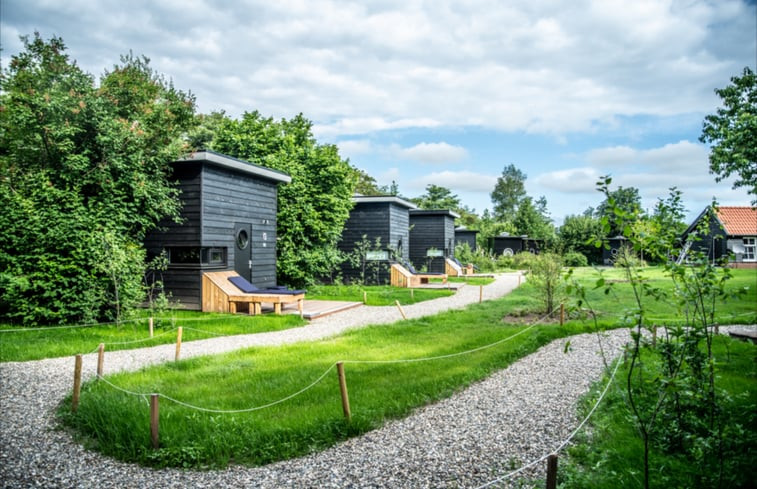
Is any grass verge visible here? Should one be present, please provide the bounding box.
[555,335,757,489]
[305,284,454,305]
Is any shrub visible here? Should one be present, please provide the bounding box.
[563,251,589,267]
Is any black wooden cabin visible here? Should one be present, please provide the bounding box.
[409,209,459,273]
[602,236,628,265]
[488,234,543,256]
[455,227,479,251]
[337,195,416,284]
[144,150,291,309]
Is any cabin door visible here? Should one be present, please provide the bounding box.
[234,222,253,281]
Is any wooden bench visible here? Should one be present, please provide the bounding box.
[390,263,447,288]
[445,258,474,277]
[202,271,304,315]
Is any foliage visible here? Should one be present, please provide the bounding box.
[570,175,747,489]
[700,67,757,203]
[526,252,564,315]
[346,235,387,285]
[563,251,589,267]
[208,111,355,287]
[513,195,554,239]
[594,185,642,237]
[454,242,497,272]
[0,34,195,325]
[306,283,453,305]
[411,184,461,210]
[490,163,527,219]
[558,213,604,264]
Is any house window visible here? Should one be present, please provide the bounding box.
[744,238,756,261]
[168,247,227,267]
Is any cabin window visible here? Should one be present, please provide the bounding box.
[744,238,756,261]
[168,247,227,267]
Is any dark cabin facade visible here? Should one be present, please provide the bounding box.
[603,236,629,265]
[682,206,757,267]
[488,234,543,256]
[409,209,459,273]
[337,196,416,284]
[455,227,479,251]
[144,151,291,309]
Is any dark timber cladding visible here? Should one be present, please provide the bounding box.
[144,150,291,309]
[337,195,416,284]
[455,227,479,251]
[409,209,459,273]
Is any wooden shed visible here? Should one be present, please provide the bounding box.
[337,195,416,284]
[408,209,459,273]
[455,227,479,251]
[602,236,628,265]
[144,150,291,309]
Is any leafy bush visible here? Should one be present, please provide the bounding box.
[563,251,589,267]
[512,251,538,269]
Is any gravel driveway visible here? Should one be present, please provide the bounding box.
[0,273,724,488]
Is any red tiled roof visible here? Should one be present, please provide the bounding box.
[716,207,757,236]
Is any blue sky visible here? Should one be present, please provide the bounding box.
[2,0,755,224]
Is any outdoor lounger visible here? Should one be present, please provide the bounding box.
[390,260,448,288]
[202,271,305,315]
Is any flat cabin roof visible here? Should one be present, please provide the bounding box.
[174,150,292,184]
[455,227,479,234]
[409,209,461,218]
[352,195,418,209]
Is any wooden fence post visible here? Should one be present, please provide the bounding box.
[479,285,483,303]
[560,304,565,326]
[72,354,82,412]
[336,362,351,421]
[395,300,407,320]
[363,291,367,304]
[652,325,657,347]
[150,394,160,449]
[546,453,558,489]
[97,343,105,378]
[410,288,414,300]
[175,326,183,361]
[149,317,154,338]
[518,273,522,285]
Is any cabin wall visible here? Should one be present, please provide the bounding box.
[409,214,455,273]
[455,231,478,251]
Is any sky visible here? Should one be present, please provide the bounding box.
[2,0,756,225]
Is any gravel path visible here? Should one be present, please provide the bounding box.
[1,274,750,488]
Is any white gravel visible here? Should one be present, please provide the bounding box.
[1,273,751,488]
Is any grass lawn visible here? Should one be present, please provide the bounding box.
[0,311,305,362]
[305,283,454,305]
[58,267,756,470]
[556,335,757,489]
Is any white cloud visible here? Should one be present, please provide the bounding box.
[535,167,601,193]
[586,140,709,171]
[395,142,468,164]
[411,170,498,193]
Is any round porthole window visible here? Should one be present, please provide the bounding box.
[236,229,249,250]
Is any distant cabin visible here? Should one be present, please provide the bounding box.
[337,195,416,284]
[488,234,543,256]
[603,236,629,265]
[455,227,479,251]
[144,150,291,309]
[409,209,460,273]
[681,206,757,267]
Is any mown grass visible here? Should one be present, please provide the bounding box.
[555,336,757,489]
[58,268,755,470]
[305,283,454,305]
[0,311,305,362]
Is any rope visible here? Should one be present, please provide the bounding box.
[474,354,623,488]
[158,364,337,414]
[97,328,179,346]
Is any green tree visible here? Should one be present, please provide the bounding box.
[700,67,757,203]
[209,111,354,287]
[594,185,643,236]
[513,195,554,239]
[558,214,604,263]
[490,164,527,219]
[0,34,196,325]
[411,184,461,210]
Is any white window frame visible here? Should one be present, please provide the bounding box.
[743,237,756,262]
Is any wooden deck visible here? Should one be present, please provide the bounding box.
[202,271,304,315]
[249,299,363,319]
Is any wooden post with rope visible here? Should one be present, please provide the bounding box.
[560,304,565,326]
[336,362,351,421]
[546,453,558,489]
[150,394,160,449]
[149,317,154,338]
[479,285,483,303]
[72,354,82,412]
[97,343,105,378]
[175,326,183,361]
